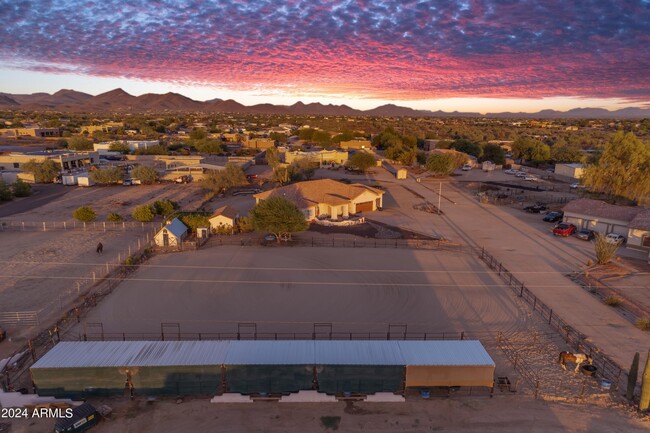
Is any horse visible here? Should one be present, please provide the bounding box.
[558,351,593,372]
[96,242,103,255]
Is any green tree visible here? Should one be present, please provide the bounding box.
[107,212,123,222]
[265,146,281,168]
[425,153,456,176]
[202,164,247,194]
[289,158,317,181]
[512,138,550,162]
[193,139,225,154]
[269,132,287,143]
[67,136,93,151]
[189,128,207,140]
[73,206,97,223]
[109,141,131,154]
[480,144,506,164]
[451,139,482,158]
[153,199,178,216]
[89,167,124,184]
[11,179,32,197]
[551,144,582,163]
[0,179,13,201]
[131,166,159,184]
[132,205,155,222]
[21,159,61,183]
[347,152,376,173]
[236,216,254,233]
[250,196,309,242]
[582,132,650,202]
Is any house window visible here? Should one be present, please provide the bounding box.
[642,236,650,248]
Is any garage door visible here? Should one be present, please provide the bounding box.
[356,201,373,212]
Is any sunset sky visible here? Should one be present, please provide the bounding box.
[1,0,649,112]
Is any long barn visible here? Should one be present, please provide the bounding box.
[30,340,495,398]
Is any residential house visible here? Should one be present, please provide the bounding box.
[154,218,188,248]
[339,139,371,150]
[209,205,239,232]
[254,179,384,220]
[282,149,348,166]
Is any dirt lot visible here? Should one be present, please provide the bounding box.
[8,393,648,433]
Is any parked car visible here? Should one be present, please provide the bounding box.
[524,175,539,181]
[524,203,548,213]
[553,223,577,237]
[504,169,517,175]
[543,211,564,222]
[515,171,527,178]
[462,164,472,171]
[575,229,595,241]
[246,174,258,179]
[570,183,586,189]
[605,233,626,245]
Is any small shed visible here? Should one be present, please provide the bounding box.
[208,205,239,232]
[396,168,408,180]
[154,218,188,247]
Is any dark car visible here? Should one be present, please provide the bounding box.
[553,223,577,237]
[575,229,595,241]
[543,211,564,222]
[524,203,548,213]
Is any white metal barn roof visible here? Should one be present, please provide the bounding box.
[32,340,494,369]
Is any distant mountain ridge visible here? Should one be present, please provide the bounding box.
[0,88,649,119]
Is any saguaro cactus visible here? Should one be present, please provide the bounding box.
[640,350,650,411]
[627,352,639,401]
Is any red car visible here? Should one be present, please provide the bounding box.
[553,223,577,237]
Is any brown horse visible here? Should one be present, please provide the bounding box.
[558,351,593,372]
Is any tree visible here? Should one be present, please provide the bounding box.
[107,212,123,222]
[202,164,247,194]
[347,152,376,173]
[73,206,96,223]
[451,139,482,158]
[131,166,159,184]
[582,132,650,202]
[193,139,225,154]
[0,179,12,201]
[132,205,155,222]
[425,153,456,176]
[480,144,506,164]
[67,136,93,151]
[12,179,32,197]
[109,141,131,154]
[289,157,317,181]
[250,196,308,242]
[153,199,178,216]
[551,144,582,163]
[189,128,207,140]
[265,147,281,168]
[89,167,124,184]
[512,138,550,162]
[21,159,60,183]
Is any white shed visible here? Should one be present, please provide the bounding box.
[154,218,188,247]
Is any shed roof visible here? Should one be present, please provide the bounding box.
[32,341,231,368]
[629,210,650,231]
[398,340,494,366]
[563,199,641,223]
[211,205,239,220]
[32,340,494,369]
[161,218,188,238]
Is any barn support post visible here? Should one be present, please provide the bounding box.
[548,309,553,324]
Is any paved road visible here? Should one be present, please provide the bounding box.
[370,170,650,371]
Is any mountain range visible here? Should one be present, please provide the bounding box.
[1,88,649,119]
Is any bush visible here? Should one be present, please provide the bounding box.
[89,166,124,184]
[132,205,155,222]
[0,180,13,201]
[604,296,622,307]
[635,318,650,331]
[131,166,159,184]
[236,216,254,233]
[107,212,123,222]
[153,199,178,216]
[12,179,32,197]
[73,206,97,222]
[594,233,619,264]
[177,213,210,232]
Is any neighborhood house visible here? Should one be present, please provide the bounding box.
[209,205,240,232]
[254,179,384,221]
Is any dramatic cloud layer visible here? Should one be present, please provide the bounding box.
[1,0,649,102]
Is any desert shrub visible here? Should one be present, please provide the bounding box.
[635,318,650,331]
[132,205,155,222]
[604,296,622,307]
[107,212,123,222]
[73,206,96,222]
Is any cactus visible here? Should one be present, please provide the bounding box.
[627,352,639,400]
[640,350,650,411]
